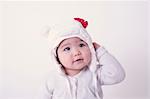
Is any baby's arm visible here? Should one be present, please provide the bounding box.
[94,43,125,85]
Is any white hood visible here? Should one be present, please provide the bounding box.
[46,19,99,75]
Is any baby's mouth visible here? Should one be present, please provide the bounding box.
[73,59,83,63]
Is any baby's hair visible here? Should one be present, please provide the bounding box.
[55,46,68,75]
[55,47,61,64]
[55,38,64,65]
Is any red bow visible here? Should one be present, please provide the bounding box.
[74,18,88,28]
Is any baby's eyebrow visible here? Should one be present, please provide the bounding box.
[80,39,84,42]
[80,39,86,43]
[59,39,86,49]
[80,39,87,44]
[59,43,70,49]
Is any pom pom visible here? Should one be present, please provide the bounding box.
[74,18,88,28]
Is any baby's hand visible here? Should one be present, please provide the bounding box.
[93,42,100,50]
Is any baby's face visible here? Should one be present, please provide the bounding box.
[57,37,91,75]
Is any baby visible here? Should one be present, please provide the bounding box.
[38,18,125,99]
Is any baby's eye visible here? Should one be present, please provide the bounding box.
[63,47,70,51]
[79,43,86,47]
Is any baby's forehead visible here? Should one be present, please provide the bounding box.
[58,37,86,47]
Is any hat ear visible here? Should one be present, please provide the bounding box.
[74,18,88,28]
[41,25,51,38]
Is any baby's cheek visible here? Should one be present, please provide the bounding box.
[86,49,92,57]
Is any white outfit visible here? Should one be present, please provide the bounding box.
[37,47,125,99]
[37,18,125,99]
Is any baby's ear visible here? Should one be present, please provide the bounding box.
[93,42,100,50]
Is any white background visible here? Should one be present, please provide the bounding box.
[0,0,150,99]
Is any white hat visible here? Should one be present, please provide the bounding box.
[46,18,99,74]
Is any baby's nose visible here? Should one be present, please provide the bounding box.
[73,48,81,56]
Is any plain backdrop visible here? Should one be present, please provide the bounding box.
[0,0,150,99]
